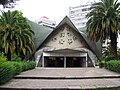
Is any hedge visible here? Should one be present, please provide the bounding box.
[11,62,23,75]
[0,61,36,84]
[105,60,120,73]
[0,62,15,84]
[28,61,36,70]
[21,61,36,71]
[22,62,29,71]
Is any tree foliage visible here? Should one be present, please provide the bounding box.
[0,10,35,60]
[86,0,120,57]
[0,0,20,8]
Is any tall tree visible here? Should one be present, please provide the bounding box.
[86,0,120,57]
[0,0,20,8]
[0,10,35,60]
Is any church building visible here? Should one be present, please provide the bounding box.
[30,16,102,68]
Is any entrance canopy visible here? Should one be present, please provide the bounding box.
[42,49,88,68]
[35,47,95,67]
[43,49,88,56]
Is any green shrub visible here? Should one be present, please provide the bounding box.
[0,62,15,84]
[11,53,22,62]
[0,52,7,63]
[28,61,36,70]
[105,56,120,61]
[21,61,36,71]
[0,60,36,84]
[21,62,29,71]
[105,60,120,73]
[11,62,23,75]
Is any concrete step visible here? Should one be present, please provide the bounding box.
[14,67,120,79]
[0,68,120,90]
[0,78,120,90]
[14,75,120,79]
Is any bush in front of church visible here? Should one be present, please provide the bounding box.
[22,61,36,71]
[0,62,15,84]
[0,61,36,85]
[11,62,23,75]
[105,60,120,73]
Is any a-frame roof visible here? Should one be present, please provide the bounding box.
[30,16,102,59]
[29,20,52,48]
[56,16,79,32]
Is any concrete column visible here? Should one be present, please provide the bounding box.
[86,54,88,67]
[42,56,44,67]
[64,56,66,68]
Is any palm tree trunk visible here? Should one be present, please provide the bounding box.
[7,49,11,61]
[110,31,117,57]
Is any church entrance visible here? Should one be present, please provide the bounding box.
[66,57,86,67]
[42,51,88,67]
[44,56,86,67]
[44,57,64,67]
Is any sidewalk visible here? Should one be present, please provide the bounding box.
[0,68,120,90]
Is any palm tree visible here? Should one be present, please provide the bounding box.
[0,10,35,60]
[86,0,120,57]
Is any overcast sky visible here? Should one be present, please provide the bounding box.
[2,0,99,24]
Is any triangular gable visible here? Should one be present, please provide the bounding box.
[43,24,86,49]
[56,16,79,32]
[37,16,101,59]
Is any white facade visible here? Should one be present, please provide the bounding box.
[35,16,56,29]
[69,3,110,50]
[102,38,111,51]
[69,3,91,29]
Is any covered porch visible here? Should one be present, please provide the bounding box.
[41,49,92,68]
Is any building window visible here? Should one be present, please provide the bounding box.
[82,8,87,11]
[82,8,90,12]
[70,11,75,14]
[52,23,55,26]
[38,21,42,24]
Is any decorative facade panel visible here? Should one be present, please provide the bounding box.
[45,25,84,48]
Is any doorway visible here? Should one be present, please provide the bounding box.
[44,56,86,67]
[66,57,86,67]
[44,57,64,67]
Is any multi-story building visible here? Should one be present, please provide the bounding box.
[69,2,111,51]
[35,16,56,29]
[69,3,91,29]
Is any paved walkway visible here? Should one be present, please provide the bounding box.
[0,68,120,90]
[15,67,120,79]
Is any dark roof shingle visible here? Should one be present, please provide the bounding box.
[29,21,52,49]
